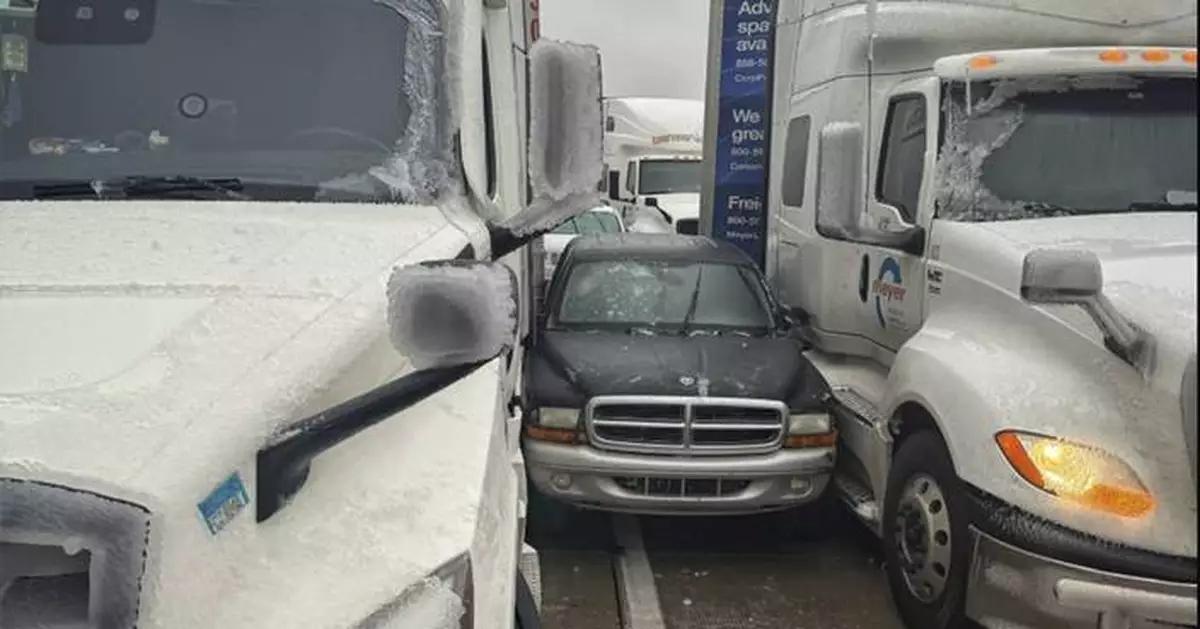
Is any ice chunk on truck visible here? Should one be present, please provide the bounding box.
[602,96,705,235]
[0,0,604,626]
[755,1,1198,628]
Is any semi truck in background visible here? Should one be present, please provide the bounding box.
[757,1,1198,628]
[603,96,705,234]
[0,0,605,626]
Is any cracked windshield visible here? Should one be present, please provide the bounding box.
[1,1,1196,629]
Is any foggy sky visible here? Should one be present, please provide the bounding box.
[540,0,711,101]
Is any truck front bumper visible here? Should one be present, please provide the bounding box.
[523,439,834,516]
[964,487,1198,629]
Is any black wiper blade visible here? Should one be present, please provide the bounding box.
[33,176,248,200]
[1128,201,1198,212]
[679,265,704,335]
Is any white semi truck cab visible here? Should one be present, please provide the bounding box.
[764,1,1197,628]
[603,97,705,234]
[0,0,604,627]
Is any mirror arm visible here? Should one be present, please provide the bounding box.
[256,359,487,523]
[1080,295,1152,368]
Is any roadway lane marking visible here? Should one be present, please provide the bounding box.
[612,514,667,629]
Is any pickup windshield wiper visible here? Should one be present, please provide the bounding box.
[32,175,249,200]
[1128,201,1198,212]
[679,266,704,336]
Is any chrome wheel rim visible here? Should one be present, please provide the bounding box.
[891,473,953,603]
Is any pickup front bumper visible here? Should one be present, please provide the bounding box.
[523,439,834,516]
[964,486,1198,629]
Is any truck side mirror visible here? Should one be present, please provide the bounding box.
[388,259,519,369]
[815,122,864,239]
[498,38,604,238]
[1021,248,1149,367]
[1020,249,1102,304]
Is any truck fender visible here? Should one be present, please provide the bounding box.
[882,321,1088,509]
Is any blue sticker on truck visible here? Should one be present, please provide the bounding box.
[872,257,905,328]
[708,0,777,268]
[198,472,250,535]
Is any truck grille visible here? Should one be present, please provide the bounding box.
[585,395,787,455]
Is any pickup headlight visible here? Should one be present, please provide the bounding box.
[379,552,473,629]
[525,407,584,444]
[785,412,837,448]
[995,431,1155,518]
[0,478,152,628]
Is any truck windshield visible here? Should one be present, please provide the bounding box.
[638,159,702,196]
[937,75,1197,221]
[554,259,772,332]
[0,0,443,203]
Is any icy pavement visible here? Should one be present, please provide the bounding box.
[527,494,904,629]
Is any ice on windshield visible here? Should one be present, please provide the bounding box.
[0,0,460,205]
[555,260,771,330]
[936,75,1198,222]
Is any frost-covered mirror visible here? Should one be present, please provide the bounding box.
[815,122,864,239]
[499,38,604,238]
[387,259,519,369]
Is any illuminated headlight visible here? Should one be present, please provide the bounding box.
[377,552,474,629]
[996,431,1155,518]
[785,412,836,448]
[0,478,151,628]
[524,407,584,444]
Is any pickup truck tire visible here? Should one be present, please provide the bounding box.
[882,430,973,629]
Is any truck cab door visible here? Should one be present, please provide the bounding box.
[849,77,940,357]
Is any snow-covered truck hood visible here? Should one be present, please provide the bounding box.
[932,212,1197,554]
[968,212,1197,360]
[0,200,511,627]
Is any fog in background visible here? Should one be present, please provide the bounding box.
[540,0,711,100]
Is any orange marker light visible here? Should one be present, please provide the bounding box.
[1183,50,1198,64]
[968,55,999,70]
[1142,49,1170,63]
[1099,49,1128,63]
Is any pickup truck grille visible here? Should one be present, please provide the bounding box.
[586,395,787,455]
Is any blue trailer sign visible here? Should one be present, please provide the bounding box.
[700,0,777,268]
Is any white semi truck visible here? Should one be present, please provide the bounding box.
[0,0,604,627]
[603,96,705,234]
[762,1,1197,628]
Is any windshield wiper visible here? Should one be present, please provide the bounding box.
[679,266,704,336]
[1128,201,1198,212]
[33,175,249,200]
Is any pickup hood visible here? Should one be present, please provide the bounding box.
[529,330,829,407]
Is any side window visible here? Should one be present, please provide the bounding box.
[780,115,812,207]
[876,95,927,222]
[481,34,497,197]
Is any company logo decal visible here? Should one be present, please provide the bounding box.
[872,257,905,328]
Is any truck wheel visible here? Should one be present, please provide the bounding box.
[881,430,973,629]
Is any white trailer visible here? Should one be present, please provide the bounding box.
[0,0,604,627]
[762,1,1197,628]
[603,96,705,233]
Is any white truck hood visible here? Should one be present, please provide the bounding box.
[652,192,700,223]
[0,200,513,628]
[936,212,1197,554]
[973,212,1197,362]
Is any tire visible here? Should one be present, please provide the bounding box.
[882,430,974,629]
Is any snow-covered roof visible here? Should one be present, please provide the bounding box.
[783,0,1197,95]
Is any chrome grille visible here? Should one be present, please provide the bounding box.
[586,395,787,455]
